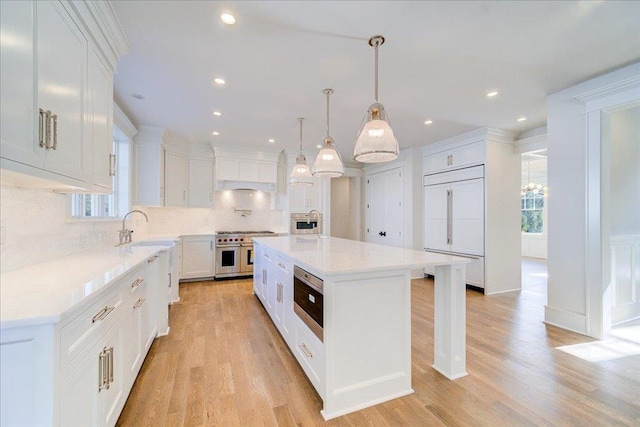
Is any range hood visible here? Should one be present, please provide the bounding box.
[216,179,276,192]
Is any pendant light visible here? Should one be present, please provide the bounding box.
[312,88,344,178]
[353,35,399,163]
[289,117,313,186]
[521,160,545,196]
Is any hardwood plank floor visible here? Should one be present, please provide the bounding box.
[117,275,640,426]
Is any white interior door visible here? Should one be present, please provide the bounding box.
[384,169,404,248]
[368,172,386,245]
[451,178,484,256]
[424,183,449,252]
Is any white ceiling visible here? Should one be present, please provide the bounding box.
[112,1,640,166]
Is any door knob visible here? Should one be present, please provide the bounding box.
[379,231,386,237]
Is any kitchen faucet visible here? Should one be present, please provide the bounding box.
[118,210,149,245]
[306,209,321,225]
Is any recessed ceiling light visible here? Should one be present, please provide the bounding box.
[316,144,322,149]
[517,117,527,122]
[268,138,275,143]
[220,13,236,25]
[130,93,145,100]
[212,131,219,136]
[486,91,499,98]
[213,111,222,116]
[424,120,433,125]
[213,78,226,85]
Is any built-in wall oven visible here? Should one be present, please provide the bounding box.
[215,231,274,278]
[293,266,324,342]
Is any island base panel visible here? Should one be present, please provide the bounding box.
[433,263,468,380]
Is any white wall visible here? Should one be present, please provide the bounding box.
[545,62,640,335]
[0,185,118,273]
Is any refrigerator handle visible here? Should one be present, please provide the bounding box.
[447,189,453,245]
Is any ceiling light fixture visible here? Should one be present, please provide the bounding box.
[521,160,545,196]
[424,120,433,125]
[289,118,313,186]
[486,91,499,97]
[353,35,399,164]
[517,117,527,122]
[220,13,236,25]
[313,88,344,178]
[213,111,222,116]
[213,78,226,85]
[212,131,219,136]
[268,138,275,143]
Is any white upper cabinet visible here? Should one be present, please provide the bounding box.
[90,49,114,190]
[423,140,485,175]
[0,0,129,190]
[214,148,279,191]
[164,151,187,207]
[188,158,214,207]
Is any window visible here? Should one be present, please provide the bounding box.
[71,129,131,219]
[521,190,544,233]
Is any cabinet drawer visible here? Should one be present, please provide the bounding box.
[424,141,485,175]
[294,317,325,398]
[60,279,126,372]
[273,254,292,276]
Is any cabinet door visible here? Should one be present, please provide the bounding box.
[188,158,214,207]
[215,157,238,181]
[424,183,450,252]
[253,244,264,299]
[59,346,99,427]
[257,161,277,183]
[37,0,89,180]
[181,237,214,279]
[451,178,484,256]
[124,278,147,386]
[0,1,42,168]
[277,261,294,345]
[90,49,113,189]
[164,151,187,206]
[423,151,450,175]
[238,160,258,181]
[368,172,387,245]
[98,321,125,427]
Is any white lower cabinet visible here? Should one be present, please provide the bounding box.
[274,255,293,345]
[294,316,325,399]
[60,318,125,427]
[181,236,214,279]
[0,251,169,426]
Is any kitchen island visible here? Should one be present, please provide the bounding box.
[252,235,470,420]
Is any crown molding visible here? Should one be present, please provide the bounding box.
[113,103,137,140]
[575,75,640,103]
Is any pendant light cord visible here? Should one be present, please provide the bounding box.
[374,42,379,103]
[298,118,304,153]
[326,91,330,137]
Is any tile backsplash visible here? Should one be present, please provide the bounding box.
[131,190,287,235]
[0,186,287,273]
[0,185,118,273]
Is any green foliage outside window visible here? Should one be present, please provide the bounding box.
[521,191,544,233]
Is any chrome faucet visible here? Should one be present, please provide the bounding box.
[306,209,321,225]
[118,210,149,245]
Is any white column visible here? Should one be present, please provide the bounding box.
[432,263,468,379]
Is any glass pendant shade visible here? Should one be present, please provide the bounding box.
[312,88,344,178]
[354,103,399,163]
[290,153,313,186]
[354,35,399,164]
[289,117,313,186]
[313,136,344,178]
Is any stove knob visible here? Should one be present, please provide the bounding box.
[240,238,244,242]
[223,238,228,242]
[234,238,239,242]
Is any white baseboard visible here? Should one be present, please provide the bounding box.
[544,305,587,335]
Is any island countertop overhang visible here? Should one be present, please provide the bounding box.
[252,235,470,277]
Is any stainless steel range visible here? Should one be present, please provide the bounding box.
[215,231,275,278]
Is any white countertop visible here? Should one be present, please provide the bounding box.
[253,235,470,276]
[0,245,166,329]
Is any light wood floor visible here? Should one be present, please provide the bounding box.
[117,275,640,426]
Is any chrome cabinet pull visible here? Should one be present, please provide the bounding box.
[38,108,45,148]
[133,298,145,309]
[130,277,144,289]
[168,272,172,288]
[51,113,57,150]
[92,305,115,323]
[98,347,109,391]
[263,269,267,285]
[98,351,104,391]
[109,153,116,176]
[44,110,52,149]
[147,255,159,263]
[107,347,114,384]
[182,190,186,201]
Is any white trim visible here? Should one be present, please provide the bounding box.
[515,133,547,154]
[113,103,137,140]
[544,305,587,335]
[421,127,515,156]
[575,75,640,103]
